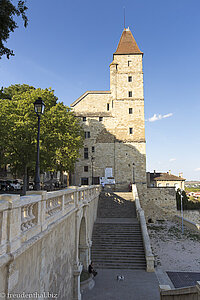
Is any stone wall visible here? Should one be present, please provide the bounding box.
[9,213,75,299]
[176,210,200,224]
[0,186,100,300]
[137,186,177,221]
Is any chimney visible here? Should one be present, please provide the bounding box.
[169,170,171,175]
[179,172,183,178]
[154,170,156,175]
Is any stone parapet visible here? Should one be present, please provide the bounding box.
[0,185,100,299]
[132,184,155,272]
[0,185,100,261]
[175,215,200,233]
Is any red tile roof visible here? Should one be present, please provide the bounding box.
[114,28,143,55]
[150,172,185,181]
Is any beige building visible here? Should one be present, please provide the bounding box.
[147,170,185,190]
[71,27,146,190]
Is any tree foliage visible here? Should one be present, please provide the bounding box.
[0,84,84,191]
[176,189,200,210]
[0,0,28,59]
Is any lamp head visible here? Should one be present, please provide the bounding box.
[34,97,45,115]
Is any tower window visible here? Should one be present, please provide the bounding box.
[128,76,132,82]
[107,103,109,111]
[84,166,88,172]
[84,131,90,138]
[129,128,133,134]
[83,117,86,122]
[84,148,88,159]
[99,117,103,122]
[92,146,95,153]
[129,108,133,114]
[128,91,132,97]
[128,61,131,66]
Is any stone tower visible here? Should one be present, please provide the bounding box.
[71,27,146,190]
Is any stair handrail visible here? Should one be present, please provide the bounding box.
[132,184,155,272]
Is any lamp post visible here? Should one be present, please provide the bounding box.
[34,97,45,190]
[178,188,184,234]
[91,156,94,185]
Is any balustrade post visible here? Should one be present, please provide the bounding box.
[73,262,82,300]
[62,194,65,211]
[75,190,79,208]
[26,191,47,231]
[0,195,21,253]
[0,200,9,256]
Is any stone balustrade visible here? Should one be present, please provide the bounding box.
[132,184,155,272]
[0,185,100,259]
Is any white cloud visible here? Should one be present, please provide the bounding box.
[169,158,176,162]
[147,113,173,122]
[194,168,200,171]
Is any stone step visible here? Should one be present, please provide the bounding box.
[93,228,141,231]
[93,231,141,233]
[92,245,144,248]
[93,259,146,264]
[92,257,146,262]
[93,226,141,229]
[91,253,145,258]
[92,240,143,244]
[91,192,146,270]
[92,247,144,251]
[93,234,143,237]
[92,254,145,258]
[93,262,146,269]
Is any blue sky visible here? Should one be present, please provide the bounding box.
[1,0,200,180]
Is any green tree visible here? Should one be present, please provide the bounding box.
[0,0,28,59]
[176,189,200,210]
[0,84,84,194]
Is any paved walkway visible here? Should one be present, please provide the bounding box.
[82,268,160,300]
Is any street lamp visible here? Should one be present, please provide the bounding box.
[91,156,94,185]
[178,188,184,234]
[34,97,45,190]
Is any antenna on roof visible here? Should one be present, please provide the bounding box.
[123,7,125,29]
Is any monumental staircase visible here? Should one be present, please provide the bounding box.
[91,192,146,269]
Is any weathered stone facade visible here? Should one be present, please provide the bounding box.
[71,28,146,190]
[141,187,177,221]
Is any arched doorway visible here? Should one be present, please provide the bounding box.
[78,217,88,269]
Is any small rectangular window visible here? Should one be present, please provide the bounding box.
[128,91,132,97]
[129,108,133,114]
[84,148,88,159]
[107,103,109,111]
[81,177,89,185]
[129,128,133,134]
[92,146,95,153]
[83,117,86,121]
[128,61,131,66]
[84,166,88,172]
[84,132,90,138]
[99,117,103,122]
[128,76,132,82]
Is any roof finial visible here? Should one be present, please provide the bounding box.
[123,7,125,29]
